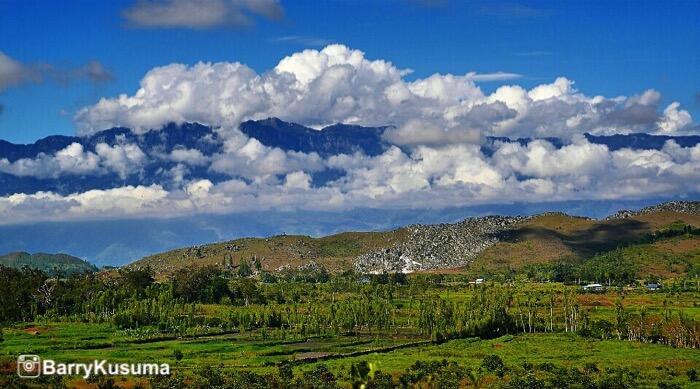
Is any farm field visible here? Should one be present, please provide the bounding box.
[2,325,700,388]
[1,280,699,388]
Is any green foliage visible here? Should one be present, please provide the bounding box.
[580,248,639,285]
[295,364,340,389]
[0,252,96,276]
[596,367,640,389]
[150,374,187,389]
[172,265,230,303]
[365,370,393,389]
[398,359,466,388]
[649,220,699,241]
[0,265,45,323]
[1,260,699,388]
[350,361,371,388]
[238,258,253,277]
[118,266,155,296]
[482,354,506,377]
[278,361,294,382]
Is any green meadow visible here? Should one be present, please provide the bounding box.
[1,279,699,388]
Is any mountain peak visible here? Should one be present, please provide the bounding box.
[239,118,388,156]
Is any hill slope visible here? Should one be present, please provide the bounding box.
[471,208,700,273]
[129,230,410,276]
[0,252,97,275]
[128,201,700,277]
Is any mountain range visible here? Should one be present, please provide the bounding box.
[2,118,700,196]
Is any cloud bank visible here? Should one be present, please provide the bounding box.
[122,0,283,28]
[75,44,694,141]
[0,51,113,92]
[1,44,699,224]
[2,135,699,224]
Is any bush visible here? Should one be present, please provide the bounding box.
[366,371,394,389]
[150,372,187,389]
[295,364,340,389]
[481,354,506,377]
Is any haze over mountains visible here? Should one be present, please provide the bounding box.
[2,41,700,267]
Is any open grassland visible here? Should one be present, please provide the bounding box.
[3,207,700,387]
[313,334,700,387]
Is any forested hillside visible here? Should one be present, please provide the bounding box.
[0,252,96,275]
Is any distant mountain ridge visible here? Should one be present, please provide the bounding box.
[239,117,390,156]
[0,122,226,196]
[0,251,96,275]
[2,118,700,196]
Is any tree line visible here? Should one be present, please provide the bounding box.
[1,263,697,349]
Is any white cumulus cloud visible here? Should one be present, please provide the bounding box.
[75,44,696,145]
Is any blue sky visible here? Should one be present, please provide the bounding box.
[0,0,698,143]
[1,0,700,230]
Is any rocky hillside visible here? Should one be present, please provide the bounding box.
[126,200,700,276]
[606,201,700,220]
[354,216,527,273]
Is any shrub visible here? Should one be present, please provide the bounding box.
[481,354,506,377]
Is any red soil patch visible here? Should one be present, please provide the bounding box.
[294,351,331,360]
[67,381,97,389]
[22,326,49,335]
[0,360,15,375]
[578,295,615,307]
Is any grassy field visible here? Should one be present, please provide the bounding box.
[1,284,699,388]
[2,324,699,387]
[472,211,700,273]
[2,208,699,387]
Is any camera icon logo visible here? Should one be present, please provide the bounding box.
[17,355,41,378]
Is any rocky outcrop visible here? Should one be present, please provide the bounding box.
[354,216,527,273]
[606,201,700,220]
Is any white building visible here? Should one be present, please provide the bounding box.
[582,283,604,292]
